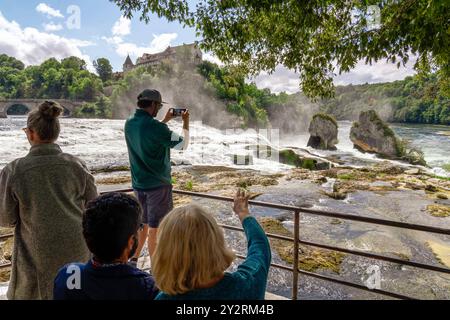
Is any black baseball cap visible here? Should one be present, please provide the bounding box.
[137,89,167,104]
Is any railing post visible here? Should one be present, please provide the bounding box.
[292,210,300,300]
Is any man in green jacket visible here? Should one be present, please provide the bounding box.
[124,89,190,266]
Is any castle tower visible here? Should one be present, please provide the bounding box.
[123,54,134,72]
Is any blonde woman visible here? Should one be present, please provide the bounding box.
[153,189,271,300]
[0,101,98,300]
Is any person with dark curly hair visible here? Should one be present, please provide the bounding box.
[53,192,159,300]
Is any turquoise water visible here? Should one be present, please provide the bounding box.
[391,123,450,169]
[282,121,450,176]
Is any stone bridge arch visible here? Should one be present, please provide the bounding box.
[0,99,84,118]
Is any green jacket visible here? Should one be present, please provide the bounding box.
[0,143,97,300]
[125,109,183,190]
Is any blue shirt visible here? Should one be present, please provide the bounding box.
[124,109,183,190]
[53,260,159,300]
[155,216,271,300]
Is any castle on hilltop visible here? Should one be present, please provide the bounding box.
[122,42,203,72]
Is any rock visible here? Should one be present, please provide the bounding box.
[307,113,338,150]
[372,161,405,174]
[437,194,448,200]
[322,191,347,200]
[426,241,450,268]
[0,268,10,283]
[1,238,13,261]
[279,149,331,171]
[405,168,421,175]
[425,184,439,192]
[426,204,450,217]
[330,218,343,225]
[350,110,403,159]
[258,217,345,273]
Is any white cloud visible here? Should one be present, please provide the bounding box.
[0,11,95,71]
[36,3,64,19]
[103,32,178,58]
[253,59,417,94]
[252,66,301,94]
[333,58,416,86]
[112,16,131,37]
[203,52,223,66]
[105,16,178,59]
[43,22,63,32]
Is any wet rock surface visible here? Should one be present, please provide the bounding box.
[141,163,449,299]
[307,113,339,150]
[2,160,450,299]
[279,149,332,171]
[0,232,13,284]
[350,110,402,159]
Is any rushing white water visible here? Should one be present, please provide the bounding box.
[0,117,449,176]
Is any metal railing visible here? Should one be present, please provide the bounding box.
[1,187,450,300]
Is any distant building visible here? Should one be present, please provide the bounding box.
[122,42,203,72]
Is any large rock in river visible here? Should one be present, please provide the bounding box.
[350,110,402,159]
[307,113,338,150]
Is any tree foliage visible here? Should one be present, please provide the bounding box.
[74,95,112,118]
[0,55,102,101]
[111,0,450,98]
[94,58,113,82]
[320,73,450,125]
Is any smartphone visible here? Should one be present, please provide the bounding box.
[172,108,187,117]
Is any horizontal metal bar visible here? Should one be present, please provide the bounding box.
[104,188,450,236]
[219,223,450,275]
[174,189,450,236]
[0,233,13,241]
[101,187,443,300]
[0,262,11,270]
[234,254,414,300]
[140,255,412,300]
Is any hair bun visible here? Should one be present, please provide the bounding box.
[39,101,63,119]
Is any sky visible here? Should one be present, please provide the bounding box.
[0,0,417,94]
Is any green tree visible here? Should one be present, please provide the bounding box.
[61,56,87,71]
[0,54,25,70]
[111,0,450,98]
[93,58,113,82]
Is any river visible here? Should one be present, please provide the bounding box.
[1,116,450,299]
[0,117,448,176]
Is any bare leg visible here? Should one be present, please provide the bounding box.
[133,224,149,260]
[148,227,158,258]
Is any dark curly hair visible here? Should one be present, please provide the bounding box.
[82,192,142,263]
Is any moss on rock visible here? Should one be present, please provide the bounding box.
[259,217,345,273]
[279,149,330,170]
[426,204,450,217]
[312,113,338,127]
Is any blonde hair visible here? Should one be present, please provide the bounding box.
[27,101,63,141]
[152,204,235,295]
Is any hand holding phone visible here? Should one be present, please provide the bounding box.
[172,108,187,117]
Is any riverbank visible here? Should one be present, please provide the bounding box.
[1,161,450,299]
[78,162,450,298]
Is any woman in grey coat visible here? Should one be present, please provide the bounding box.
[0,101,98,300]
